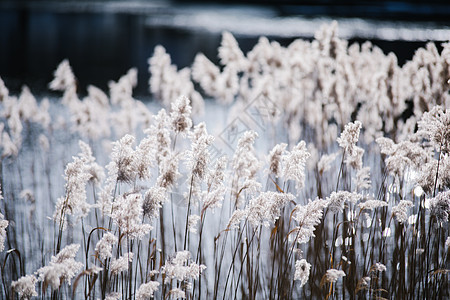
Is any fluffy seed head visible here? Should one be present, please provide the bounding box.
[294,259,311,287]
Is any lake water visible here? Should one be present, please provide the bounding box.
[1,1,449,96]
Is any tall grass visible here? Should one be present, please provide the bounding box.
[0,22,449,299]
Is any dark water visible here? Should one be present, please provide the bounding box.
[0,2,448,96]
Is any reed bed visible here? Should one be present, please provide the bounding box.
[0,22,449,299]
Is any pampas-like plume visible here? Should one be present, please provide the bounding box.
[192,53,221,96]
[168,288,186,299]
[314,21,344,59]
[108,68,137,105]
[192,53,239,104]
[0,212,7,252]
[110,252,134,275]
[246,191,295,227]
[218,31,248,71]
[267,143,287,177]
[318,152,339,175]
[392,200,414,224]
[0,77,9,101]
[337,121,362,157]
[226,209,247,230]
[11,275,38,300]
[105,292,121,300]
[53,141,94,227]
[95,232,118,260]
[108,134,137,183]
[161,251,206,284]
[369,262,387,273]
[17,86,39,124]
[74,85,111,140]
[428,191,450,223]
[185,122,214,179]
[136,281,160,300]
[157,153,180,189]
[294,259,311,287]
[323,269,346,284]
[354,167,372,191]
[417,105,450,153]
[143,187,167,219]
[111,193,152,240]
[49,59,76,92]
[135,134,156,181]
[79,140,104,185]
[232,131,261,188]
[148,45,171,99]
[171,95,193,135]
[282,141,310,192]
[337,121,365,170]
[376,137,431,178]
[202,156,228,212]
[358,199,388,211]
[0,127,19,158]
[291,198,329,244]
[416,161,438,195]
[355,276,371,293]
[188,214,201,233]
[36,244,83,290]
[326,191,362,214]
[148,46,204,115]
[147,108,171,165]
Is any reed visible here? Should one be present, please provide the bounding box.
[0,22,449,299]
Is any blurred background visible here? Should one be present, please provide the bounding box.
[1,0,449,96]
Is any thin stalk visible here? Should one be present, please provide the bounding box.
[233,226,259,300]
[222,219,248,300]
[183,175,195,251]
[432,144,442,197]
[336,150,346,192]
